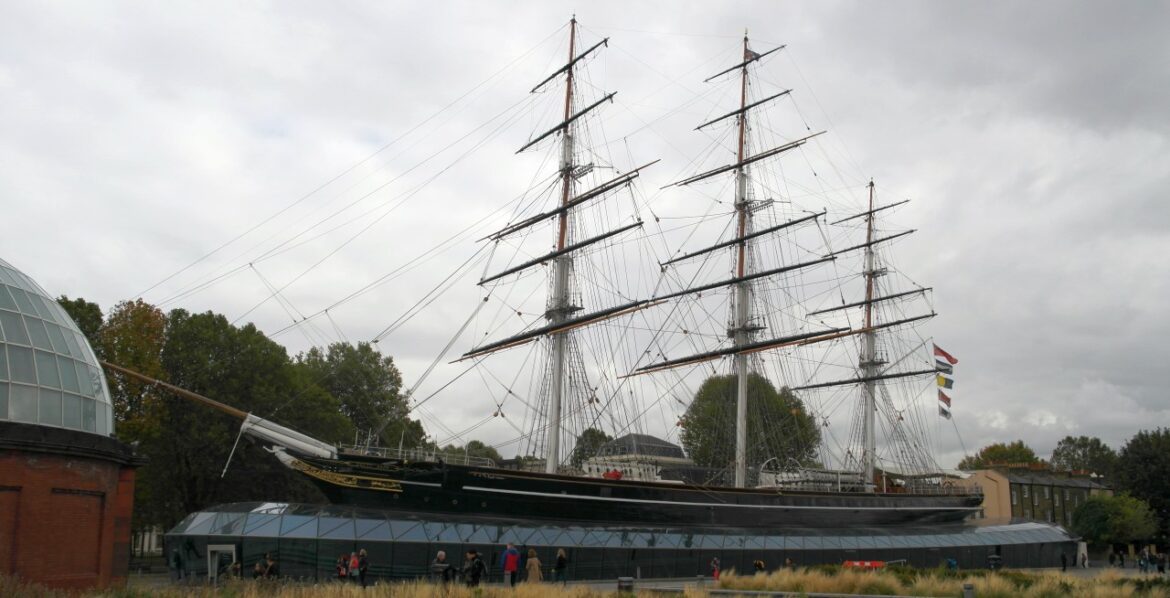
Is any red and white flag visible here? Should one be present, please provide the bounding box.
[933,343,958,365]
[938,390,952,408]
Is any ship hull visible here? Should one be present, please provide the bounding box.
[283,452,981,530]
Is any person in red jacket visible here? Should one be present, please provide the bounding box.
[502,543,521,586]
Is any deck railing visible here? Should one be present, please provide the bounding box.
[337,445,497,468]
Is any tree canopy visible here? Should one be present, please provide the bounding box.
[956,440,1041,470]
[1049,435,1118,478]
[56,297,426,532]
[569,427,613,468]
[1071,494,1158,546]
[296,341,423,448]
[441,440,503,464]
[679,373,819,473]
[57,295,103,349]
[1115,428,1170,534]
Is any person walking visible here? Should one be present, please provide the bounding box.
[1158,553,1166,575]
[710,556,721,580]
[264,554,279,579]
[430,550,455,583]
[554,549,568,585]
[1061,552,1068,572]
[347,552,360,583]
[463,550,486,587]
[170,549,185,582]
[336,554,349,582]
[502,543,521,586]
[525,549,543,582]
[358,548,369,587]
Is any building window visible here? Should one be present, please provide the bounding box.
[1055,491,1061,507]
[1065,489,1070,500]
[1023,486,1029,498]
[1043,487,1050,499]
[1033,492,1038,506]
[1047,509,1053,522]
[1011,490,1018,505]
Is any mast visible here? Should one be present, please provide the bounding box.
[546,16,578,474]
[732,32,752,488]
[860,180,881,491]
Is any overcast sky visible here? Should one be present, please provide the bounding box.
[2,1,1167,468]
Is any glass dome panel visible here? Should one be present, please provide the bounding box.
[0,258,114,436]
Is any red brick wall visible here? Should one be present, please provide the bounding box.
[0,450,136,589]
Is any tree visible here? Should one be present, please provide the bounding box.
[1071,494,1158,547]
[957,440,1041,470]
[1050,435,1118,478]
[296,342,425,448]
[442,440,503,464]
[569,428,613,468]
[57,296,103,351]
[679,373,820,472]
[100,299,168,427]
[137,309,353,528]
[1115,428,1170,533]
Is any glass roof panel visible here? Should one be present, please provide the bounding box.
[279,515,318,538]
[7,287,38,315]
[0,287,16,311]
[318,517,355,540]
[356,519,391,541]
[34,351,59,388]
[183,512,217,535]
[0,311,31,346]
[242,514,282,537]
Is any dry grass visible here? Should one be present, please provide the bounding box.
[4,569,1170,598]
[1,577,634,598]
[717,567,1170,597]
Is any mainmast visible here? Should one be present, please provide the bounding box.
[731,32,753,488]
[546,17,578,474]
[860,180,882,491]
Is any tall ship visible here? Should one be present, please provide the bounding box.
[110,19,980,530]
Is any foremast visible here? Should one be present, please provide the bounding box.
[464,18,653,473]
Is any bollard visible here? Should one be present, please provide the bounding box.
[962,582,975,598]
[617,576,635,592]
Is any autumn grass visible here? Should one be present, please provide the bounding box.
[717,566,1170,597]
[4,569,1170,597]
[2,576,630,598]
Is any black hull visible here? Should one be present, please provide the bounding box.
[285,453,981,531]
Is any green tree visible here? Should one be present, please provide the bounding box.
[296,342,424,448]
[138,309,352,527]
[1071,494,1158,547]
[569,428,613,468]
[1115,429,1170,533]
[97,299,168,551]
[679,373,820,471]
[957,440,1041,470]
[100,299,168,427]
[1050,435,1118,478]
[57,296,103,351]
[441,440,503,463]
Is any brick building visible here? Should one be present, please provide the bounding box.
[958,465,1110,526]
[0,258,141,589]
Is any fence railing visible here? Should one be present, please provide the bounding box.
[337,445,497,468]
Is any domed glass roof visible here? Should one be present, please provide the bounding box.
[0,258,113,436]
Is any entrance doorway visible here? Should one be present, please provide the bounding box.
[207,544,237,584]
